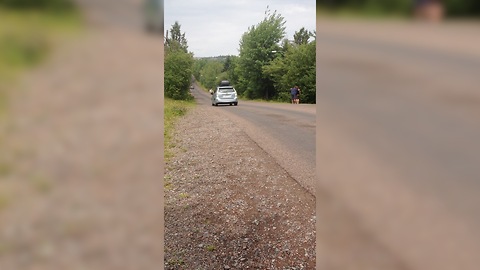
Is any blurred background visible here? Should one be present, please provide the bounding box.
[318,0,480,20]
[1,0,164,269]
[316,1,480,270]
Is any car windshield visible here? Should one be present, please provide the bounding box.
[218,88,235,93]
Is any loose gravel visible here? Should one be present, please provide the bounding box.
[164,105,316,269]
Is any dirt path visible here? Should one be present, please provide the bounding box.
[0,17,164,270]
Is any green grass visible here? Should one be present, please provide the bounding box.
[30,174,53,193]
[205,245,216,252]
[0,194,10,211]
[178,192,189,199]
[164,98,195,160]
[0,8,83,113]
[0,162,12,177]
[167,257,185,266]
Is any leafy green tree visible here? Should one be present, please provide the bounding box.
[165,21,189,53]
[193,56,239,91]
[226,55,239,86]
[237,8,286,99]
[164,22,193,100]
[264,33,316,103]
[293,27,312,45]
[192,58,207,83]
[164,50,193,100]
[199,60,224,90]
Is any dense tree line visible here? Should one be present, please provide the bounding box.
[263,28,316,104]
[193,9,316,104]
[164,21,194,100]
[317,0,480,17]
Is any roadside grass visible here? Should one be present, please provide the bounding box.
[0,8,83,115]
[30,174,53,194]
[0,160,12,176]
[205,245,216,252]
[0,193,10,211]
[178,192,189,199]
[166,257,185,266]
[164,98,195,161]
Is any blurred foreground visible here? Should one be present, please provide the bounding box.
[316,16,480,270]
[0,0,165,269]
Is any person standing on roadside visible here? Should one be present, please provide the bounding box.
[290,86,299,104]
[295,87,301,104]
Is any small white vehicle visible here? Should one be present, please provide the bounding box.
[211,81,238,106]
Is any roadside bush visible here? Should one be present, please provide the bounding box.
[164,49,194,100]
[275,91,291,103]
[1,33,49,68]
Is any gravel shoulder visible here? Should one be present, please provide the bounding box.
[164,105,316,269]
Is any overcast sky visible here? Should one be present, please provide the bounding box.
[164,0,316,58]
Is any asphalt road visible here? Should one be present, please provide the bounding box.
[317,20,480,270]
[192,87,316,194]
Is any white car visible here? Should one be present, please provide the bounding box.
[211,86,238,106]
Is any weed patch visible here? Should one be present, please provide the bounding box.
[0,194,10,210]
[164,98,194,160]
[178,192,189,199]
[30,174,53,193]
[0,162,12,176]
[205,245,216,252]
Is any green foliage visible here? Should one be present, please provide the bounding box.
[164,22,194,100]
[0,32,49,68]
[191,10,316,104]
[165,21,189,53]
[293,27,312,45]
[264,38,316,104]
[317,0,480,17]
[192,56,238,91]
[164,98,194,160]
[192,58,207,82]
[205,245,216,252]
[317,0,411,14]
[443,0,480,17]
[0,8,82,113]
[0,0,74,10]
[226,56,239,85]
[198,60,224,90]
[165,49,194,100]
[236,8,286,99]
